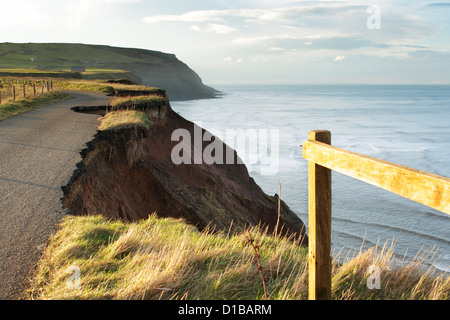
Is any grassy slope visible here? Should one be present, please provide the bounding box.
[110,95,168,107]
[0,91,73,121]
[52,79,161,94]
[98,110,152,131]
[0,43,167,84]
[28,214,449,300]
[0,43,170,72]
[0,43,145,69]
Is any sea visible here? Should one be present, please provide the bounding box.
[171,84,450,274]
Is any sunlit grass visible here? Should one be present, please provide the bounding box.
[53,80,159,94]
[0,68,61,73]
[98,110,152,131]
[28,214,449,300]
[109,95,168,108]
[0,91,73,121]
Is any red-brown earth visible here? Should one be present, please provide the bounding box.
[62,100,308,244]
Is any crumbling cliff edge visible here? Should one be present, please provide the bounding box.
[62,99,308,245]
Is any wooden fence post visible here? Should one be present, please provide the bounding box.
[307,130,332,300]
[23,84,26,97]
[12,86,15,101]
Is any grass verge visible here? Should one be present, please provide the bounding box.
[109,95,168,109]
[98,110,152,131]
[0,91,73,121]
[27,214,449,300]
[53,80,159,94]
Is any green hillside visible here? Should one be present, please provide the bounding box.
[0,43,219,100]
[0,43,165,72]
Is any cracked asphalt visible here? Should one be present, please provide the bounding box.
[0,91,106,299]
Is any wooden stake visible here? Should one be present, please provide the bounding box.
[306,130,332,300]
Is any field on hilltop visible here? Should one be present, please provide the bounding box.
[0,42,163,69]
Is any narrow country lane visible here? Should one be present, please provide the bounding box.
[0,91,107,299]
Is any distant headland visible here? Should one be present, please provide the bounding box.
[0,42,220,101]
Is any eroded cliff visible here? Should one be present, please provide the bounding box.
[62,101,307,244]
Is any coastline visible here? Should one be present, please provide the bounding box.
[171,84,450,274]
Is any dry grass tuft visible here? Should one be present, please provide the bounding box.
[109,95,167,109]
[98,110,152,131]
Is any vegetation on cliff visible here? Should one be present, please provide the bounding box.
[109,95,168,109]
[52,79,161,95]
[98,110,152,131]
[28,214,449,300]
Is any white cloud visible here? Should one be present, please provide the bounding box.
[232,34,295,46]
[143,6,311,25]
[222,57,244,63]
[144,9,232,23]
[232,33,385,52]
[191,23,237,34]
[268,47,285,52]
[143,3,436,50]
[102,0,140,2]
[334,55,345,62]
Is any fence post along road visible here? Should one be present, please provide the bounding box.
[302,130,450,300]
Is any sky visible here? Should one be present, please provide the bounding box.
[1,0,450,85]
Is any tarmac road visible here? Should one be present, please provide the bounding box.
[0,91,106,299]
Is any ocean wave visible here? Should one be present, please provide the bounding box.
[332,216,450,246]
[433,254,450,273]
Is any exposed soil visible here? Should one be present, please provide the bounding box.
[71,106,106,115]
[62,101,308,244]
[111,88,167,98]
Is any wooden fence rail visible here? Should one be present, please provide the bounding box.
[302,130,450,300]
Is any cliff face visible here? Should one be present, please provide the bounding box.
[63,101,307,244]
[105,46,220,100]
